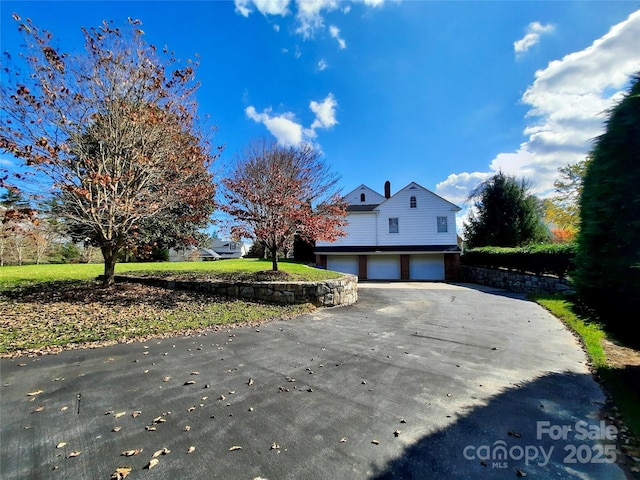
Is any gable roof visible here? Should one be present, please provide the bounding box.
[343,181,460,212]
[342,184,387,206]
[376,181,461,212]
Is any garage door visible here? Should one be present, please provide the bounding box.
[410,254,444,280]
[368,255,401,280]
[326,256,359,276]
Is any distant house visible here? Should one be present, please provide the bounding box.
[315,181,461,281]
[168,240,249,262]
[168,246,221,262]
[210,239,249,259]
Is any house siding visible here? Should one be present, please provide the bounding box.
[317,213,377,247]
[376,185,458,247]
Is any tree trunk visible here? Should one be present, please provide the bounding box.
[101,245,117,286]
[271,246,278,271]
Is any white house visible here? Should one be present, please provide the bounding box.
[315,181,461,281]
[168,240,249,262]
[168,246,221,262]
[209,239,249,259]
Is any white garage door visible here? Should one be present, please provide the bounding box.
[368,255,401,280]
[326,256,359,276]
[410,254,444,280]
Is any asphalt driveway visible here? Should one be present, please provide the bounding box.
[0,282,630,479]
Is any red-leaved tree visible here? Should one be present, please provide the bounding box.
[0,16,219,284]
[222,139,347,271]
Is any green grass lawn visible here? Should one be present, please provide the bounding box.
[0,258,341,289]
[0,259,340,356]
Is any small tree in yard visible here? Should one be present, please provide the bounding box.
[463,171,549,248]
[0,16,218,284]
[222,139,347,271]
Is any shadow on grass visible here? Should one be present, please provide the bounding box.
[369,371,631,480]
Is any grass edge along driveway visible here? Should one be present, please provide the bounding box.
[0,260,338,357]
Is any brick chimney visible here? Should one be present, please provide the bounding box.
[384,180,391,199]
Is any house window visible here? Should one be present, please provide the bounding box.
[229,243,236,251]
[437,216,448,233]
[360,193,366,202]
[410,196,417,208]
[389,217,399,233]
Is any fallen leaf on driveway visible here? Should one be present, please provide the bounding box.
[112,426,122,432]
[56,442,67,449]
[26,390,43,396]
[110,467,132,479]
[229,446,242,451]
[32,405,44,413]
[187,446,196,454]
[152,447,170,458]
[114,412,126,418]
[184,380,195,385]
[145,458,159,469]
[121,449,142,457]
[67,450,81,458]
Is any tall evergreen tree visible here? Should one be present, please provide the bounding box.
[573,73,640,332]
[463,172,549,248]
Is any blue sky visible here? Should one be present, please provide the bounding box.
[1,1,639,230]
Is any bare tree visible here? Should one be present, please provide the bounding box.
[0,16,218,283]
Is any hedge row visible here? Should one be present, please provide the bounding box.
[461,243,577,278]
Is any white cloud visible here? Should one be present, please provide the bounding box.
[514,21,555,56]
[234,0,253,17]
[310,93,338,129]
[317,59,328,71]
[245,106,309,145]
[235,0,385,41]
[234,0,291,17]
[329,25,346,49]
[246,93,338,146]
[438,9,640,211]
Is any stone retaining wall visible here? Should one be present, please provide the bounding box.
[109,274,358,307]
[460,266,574,295]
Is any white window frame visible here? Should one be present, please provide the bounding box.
[389,217,399,234]
[436,216,448,233]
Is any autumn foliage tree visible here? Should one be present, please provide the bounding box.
[222,139,347,271]
[542,157,591,241]
[0,16,218,284]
